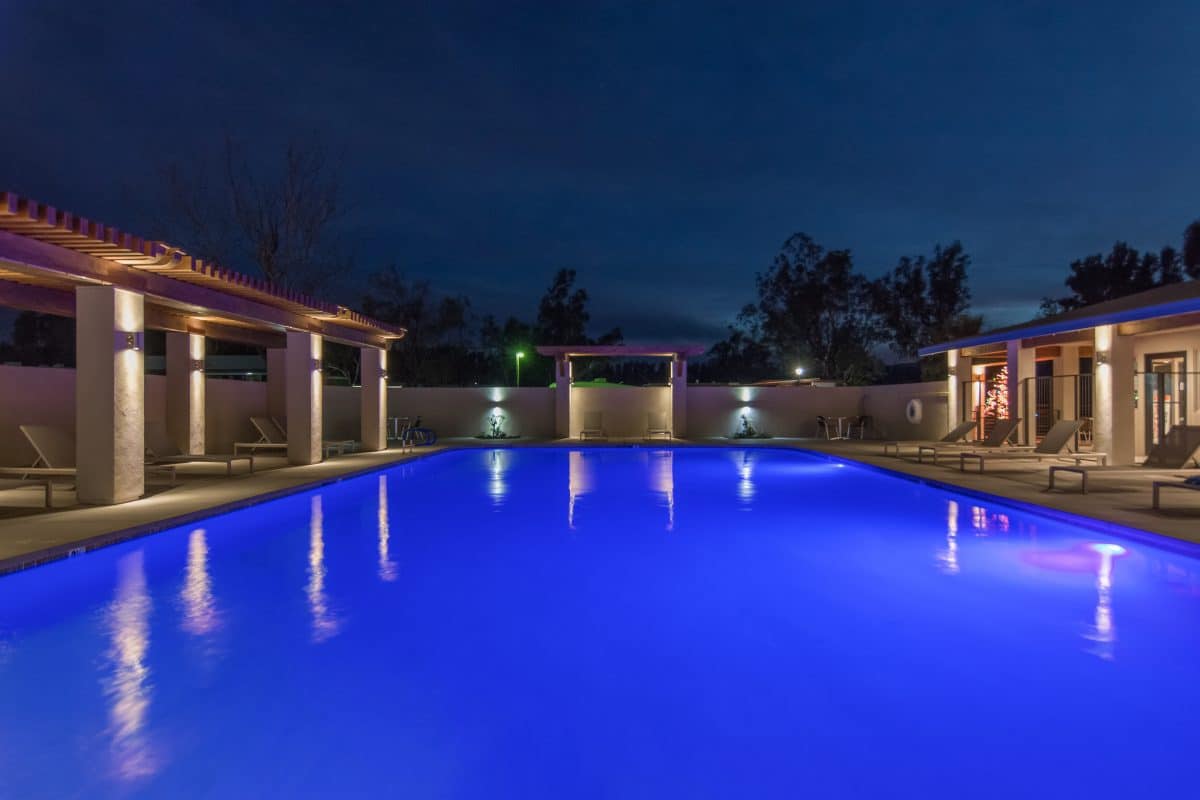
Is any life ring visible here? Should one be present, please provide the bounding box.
[905,398,923,425]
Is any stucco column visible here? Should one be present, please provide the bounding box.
[1093,325,1135,465]
[286,331,323,464]
[266,347,287,422]
[946,349,973,433]
[1006,339,1036,444]
[166,331,205,454]
[76,286,144,504]
[555,354,571,438]
[672,355,688,438]
[360,345,387,451]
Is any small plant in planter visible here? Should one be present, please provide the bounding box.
[732,413,770,439]
[478,412,518,440]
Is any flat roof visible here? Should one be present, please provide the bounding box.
[536,344,708,358]
[919,279,1200,356]
[0,191,405,348]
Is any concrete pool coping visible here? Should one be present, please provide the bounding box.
[1,436,1198,575]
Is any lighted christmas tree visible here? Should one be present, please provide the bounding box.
[984,365,1009,419]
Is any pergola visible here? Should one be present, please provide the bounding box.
[535,344,705,438]
[0,191,405,504]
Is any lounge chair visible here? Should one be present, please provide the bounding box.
[579,411,607,441]
[1152,476,1200,510]
[243,417,362,458]
[1048,424,1200,494]
[145,420,254,476]
[882,419,978,457]
[959,420,1104,472]
[0,425,174,487]
[645,411,672,441]
[234,417,291,457]
[0,477,59,507]
[917,418,1020,464]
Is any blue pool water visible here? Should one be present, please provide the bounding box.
[2,447,1199,798]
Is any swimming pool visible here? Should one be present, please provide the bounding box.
[1,447,1198,798]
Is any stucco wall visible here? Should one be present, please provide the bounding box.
[570,385,672,438]
[686,382,946,440]
[0,364,946,468]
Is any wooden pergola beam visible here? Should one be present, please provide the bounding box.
[0,232,389,349]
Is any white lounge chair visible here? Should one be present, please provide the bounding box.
[234,417,291,457]
[145,420,255,476]
[0,425,174,487]
[883,419,978,457]
[646,411,672,441]
[0,477,58,507]
[235,417,355,460]
[959,420,1104,472]
[579,411,607,441]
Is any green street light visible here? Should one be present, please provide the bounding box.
[515,351,525,387]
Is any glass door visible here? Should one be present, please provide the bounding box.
[1144,352,1187,448]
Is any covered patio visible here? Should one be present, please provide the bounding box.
[0,191,404,506]
[924,280,1200,466]
[536,344,705,438]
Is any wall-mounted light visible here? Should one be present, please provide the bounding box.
[1095,350,1110,366]
[189,359,205,372]
[312,359,323,372]
[116,331,144,351]
[380,371,389,381]
[947,365,958,377]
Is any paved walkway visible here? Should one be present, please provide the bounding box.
[2,436,1197,574]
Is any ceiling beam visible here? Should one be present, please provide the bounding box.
[0,231,389,348]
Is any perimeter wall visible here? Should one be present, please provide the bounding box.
[0,364,945,465]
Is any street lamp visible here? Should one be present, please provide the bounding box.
[515,351,525,387]
[794,366,804,379]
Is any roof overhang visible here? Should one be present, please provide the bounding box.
[535,344,707,358]
[0,192,405,349]
[919,295,1200,357]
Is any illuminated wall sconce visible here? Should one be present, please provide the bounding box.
[189,359,205,372]
[1095,350,1110,366]
[947,365,958,376]
[116,331,145,351]
[312,358,323,372]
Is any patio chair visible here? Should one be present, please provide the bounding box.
[959,419,1103,472]
[882,419,978,457]
[645,411,672,441]
[917,418,1020,464]
[1152,475,1200,510]
[815,415,831,439]
[579,411,607,441]
[844,415,872,440]
[145,420,254,476]
[1048,424,1200,494]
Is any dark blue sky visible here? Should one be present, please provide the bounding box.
[3,1,1198,343]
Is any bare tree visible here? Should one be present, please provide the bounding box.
[157,135,348,293]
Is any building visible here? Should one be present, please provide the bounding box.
[921,280,1200,465]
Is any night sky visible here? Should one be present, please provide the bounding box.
[3,1,1198,344]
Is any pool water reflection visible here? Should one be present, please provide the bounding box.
[1,447,1199,798]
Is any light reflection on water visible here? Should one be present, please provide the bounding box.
[648,450,675,531]
[378,475,398,582]
[736,452,754,505]
[103,551,158,781]
[306,494,340,642]
[937,500,960,575]
[1084,544,1126,661]
[180,529,218,636]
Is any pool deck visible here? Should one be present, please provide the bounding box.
[1,436,1197,574]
